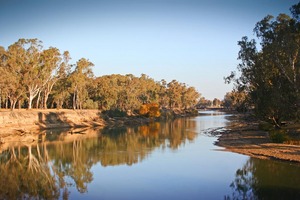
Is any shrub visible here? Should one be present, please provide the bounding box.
[102,109,127,117]
[83,99,98,109]
[269,129,288,143]
[139,103,161,118]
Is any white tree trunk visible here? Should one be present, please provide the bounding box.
[28,85,40,109]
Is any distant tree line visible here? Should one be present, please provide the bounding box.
[0,39,200,113]
[225,2,300,126]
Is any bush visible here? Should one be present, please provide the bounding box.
[102,109,127,117]
[269,129,288,143]
[139,103,161,118]
[83,99,98,109]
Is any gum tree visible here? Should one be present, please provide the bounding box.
[226,2,300,125]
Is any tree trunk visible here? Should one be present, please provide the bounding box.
[18,100,21,109]
[36,90,41,109]
[10,99,16,111]
[43,92,50,109]
[43,81,56,109]
[28,87,40,109]
[73,90,76,110]
[5,97,8,109]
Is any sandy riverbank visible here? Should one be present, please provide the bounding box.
[215,115,300,164]
[0,109,106,133]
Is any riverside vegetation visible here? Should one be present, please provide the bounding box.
[0,40,200,112]
[0,38,200,137]
[1,2,300,165]
[215,2,300,163]
[224,2,300,143]
[0,37,200,134]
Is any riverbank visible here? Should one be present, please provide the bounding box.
[215,114,300,164]
[0,109,106,133]
[0,108,198,145]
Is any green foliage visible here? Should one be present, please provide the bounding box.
[269,129,289,143]
[102,109,127,117]
[258,122,274,131]
[223,90,248,112]
[0,39,200,112]
[226,2,300,124]
[197,97,211,108]
[83,99,98,109]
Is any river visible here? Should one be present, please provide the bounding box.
[0,111,300,199]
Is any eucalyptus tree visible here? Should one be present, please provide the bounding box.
[226,2,300,125]
[182,86,200,109]
[119,74,140,111]
[137,74,160,104]
[197,97,212,108]
[51,77,71,109]
[223,90,248,111]
[94,74,162,112]
[0,46,7,108]
[158,79,168,108]
[0,43,26,110]
[167,80,185,108]
[13,39,45,109]
[41,50,71,109]
[94,75,119,110]
[69,58,94,109]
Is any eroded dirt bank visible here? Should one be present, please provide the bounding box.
[0,109,107,152]
[215,115,300,164]
[0,109,106,133]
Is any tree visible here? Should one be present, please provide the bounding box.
[182,86,200,109]
[167,80,184,108]
[15,39,45,109]
[197,97,211,109]
[223,90,248,112]
[212,98,221,107]
[69,58,94,109]
[0,43,26,110]
[139,103,161,118]
[41,49,71,109]
[226,2,300,125]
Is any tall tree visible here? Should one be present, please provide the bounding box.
[0,43,26,110]
[41,50,71,109]
[69,58,94,109]
[167,80,184,108]
[13,38,45,109]
[226,2,300,125]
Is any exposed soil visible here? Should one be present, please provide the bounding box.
[0,109,106,132]
[0,109,106,147]
[3,109,300,164]
[215,115,300,164]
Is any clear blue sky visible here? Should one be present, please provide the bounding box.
[0,0,298,100]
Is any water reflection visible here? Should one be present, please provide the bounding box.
[225,158,300,200]
[1,115,300,200]
[0,118,196,199]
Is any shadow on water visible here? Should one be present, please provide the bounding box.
[225,157,300,200]
[0,118,197,199]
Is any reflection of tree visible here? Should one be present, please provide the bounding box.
[70,140,93,193]
[225,159,256,200]
[99,118,197,166]
[0,145,59,199]
[0,118,198,198]
[225,158,300,200]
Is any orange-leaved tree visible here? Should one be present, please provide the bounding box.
[139,103,161,118]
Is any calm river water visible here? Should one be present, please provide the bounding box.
[1,111,300,199]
